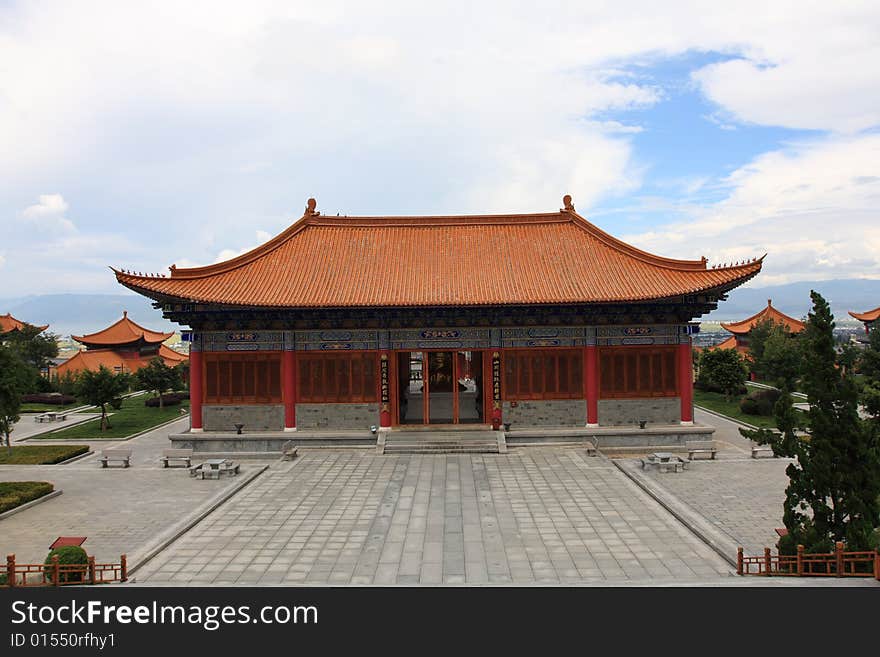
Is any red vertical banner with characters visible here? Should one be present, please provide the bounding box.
[380,352,391,428]
[491,351,502,429]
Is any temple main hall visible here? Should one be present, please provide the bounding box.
[115,196,762,449]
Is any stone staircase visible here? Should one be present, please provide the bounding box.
[378,430,507,455]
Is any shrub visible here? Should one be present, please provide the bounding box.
[20,393,76,405]
[144,392,185,407]
[0,481,54,513]
[44,546,89,584]
[739,388,782,416]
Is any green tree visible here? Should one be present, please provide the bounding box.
[2,325,59,387]
[75,366,129,431]
[745,317,776,371]
[741,291,880,553]
[54,370,79,397]
[753,323,803,389]
[0,346,32,455]
[858,326,880,419]
[134,358,181,408]
[697,348,748,401]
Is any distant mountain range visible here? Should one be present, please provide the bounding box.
[2,279,879,336]
[0,294,176,337]
[703,279,880,322]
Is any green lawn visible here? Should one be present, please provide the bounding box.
[0,481,55,514]
[0,445,90,465]
[36,396,190,441]
[693,389,779,429]
[20,402,81,413]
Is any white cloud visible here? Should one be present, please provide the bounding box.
[21,194,76,233]
[0,2,878,291]
[622,134,880,285]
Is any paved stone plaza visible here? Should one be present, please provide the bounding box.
[0,417,269,565]
[133,448,732,585]
[620,409,791,556]
[3,410,877,587]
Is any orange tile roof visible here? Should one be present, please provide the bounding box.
[720,299,805,335]
[55,345,187,376]
[115,196,763,308]
[711,335,749,354]
[72,311,173,347]
[849,306,880,323]
[0,313,48,334]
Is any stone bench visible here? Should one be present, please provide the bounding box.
[751,445,775,459]
[161,448,193,468]
[100,449,132,468]
[640,454,688,473]
[686,440,717,460]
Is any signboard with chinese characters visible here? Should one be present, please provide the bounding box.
[491,351,501,409]
[380,354,390,412]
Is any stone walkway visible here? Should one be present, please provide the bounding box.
[0,417,270,565]
[133,448,732,585]
[621,407,790,554]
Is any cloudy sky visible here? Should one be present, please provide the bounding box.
[1,1,879,296]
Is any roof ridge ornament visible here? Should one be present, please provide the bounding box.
[306,198,320,216]
[562,194,575,212]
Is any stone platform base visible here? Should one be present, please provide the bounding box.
[504,423,715,454]
[170,422,714,457]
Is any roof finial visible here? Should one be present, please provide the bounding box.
[123,310,128,318]
[562,194,574,212]
[306,198,318,216]
[768,298,772,307]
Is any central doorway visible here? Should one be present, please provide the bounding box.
[397,351,484,425]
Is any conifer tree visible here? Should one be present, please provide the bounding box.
[741,291,880,552]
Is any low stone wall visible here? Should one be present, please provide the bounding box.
[295,403,380,429]
[502,399,585,427]
[203,404,284,431]
[598,397,680,427]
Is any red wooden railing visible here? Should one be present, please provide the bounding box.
[737,542,880,579]
[3,553,127,587]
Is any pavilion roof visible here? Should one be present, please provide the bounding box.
[55,344,187,376]
[71,311,173,347]
[720,299,805,335]
[0,313,48,334]
[848,306,880,323]
[711,335,748,353]
[115,196,763,308]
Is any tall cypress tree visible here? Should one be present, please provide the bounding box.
[741,291,880,552]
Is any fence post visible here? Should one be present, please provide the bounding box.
[796,544,804,576]
[120,554,127,583]
[736,548,743,575]
[875,550,879,582]
[51,555,60,586]
[835,541,844,577]
[764,548,772,576]
[6,554,15,588]
[88,556,96,585]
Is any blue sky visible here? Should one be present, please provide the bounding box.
[1,1,879,296]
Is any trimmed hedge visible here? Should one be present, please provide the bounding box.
[0,481,54,514]
[144,392,186,407]
[21,393,76,405]
[0,445,89,465]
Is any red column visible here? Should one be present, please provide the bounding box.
[678,340,694,424]
[585,345,598,427]
[379,352,392,429]
[283,350,296,432]
[189,347,203,432]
